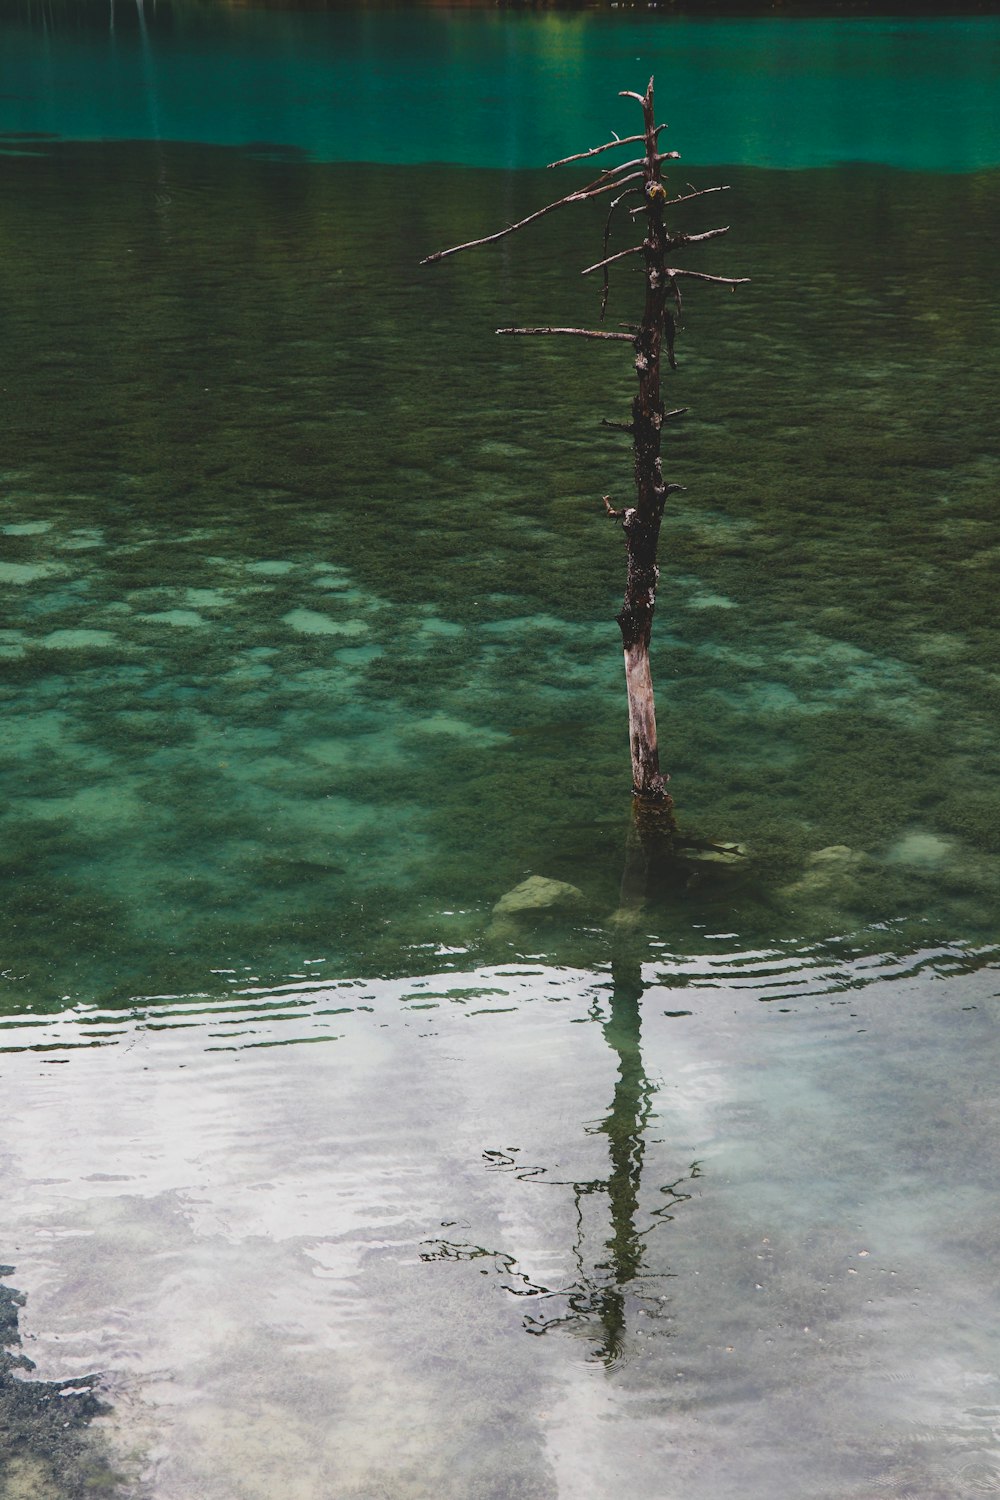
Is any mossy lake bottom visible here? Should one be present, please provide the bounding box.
[1,139,999,1500]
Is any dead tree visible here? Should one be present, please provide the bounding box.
[422,78,746,814]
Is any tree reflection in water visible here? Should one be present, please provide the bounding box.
[422,809,703,1365]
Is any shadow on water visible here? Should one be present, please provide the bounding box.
[0,1267,120,1499]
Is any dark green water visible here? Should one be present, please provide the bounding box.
[2,9,999,1500]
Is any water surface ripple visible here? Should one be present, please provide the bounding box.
[4,958,1000,1498]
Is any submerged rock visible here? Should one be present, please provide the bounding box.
[782,844,869,902]
[0,1268,119,1498]
[488,875,585,943]
[807,843,857,865]
[492,875,584,918]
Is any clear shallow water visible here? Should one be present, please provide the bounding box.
[6,962,1000,1499]
[1,7,1000,1499]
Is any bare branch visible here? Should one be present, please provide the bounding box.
[601,418,635,433]
[570,170,646,199]
[669,226,730,247]
[497,326,636,343]
[618,90,647,104]
[666,268,750,287]
[629,185,731,219]
[582,244,645,277]
[420,201,566,265]
[546,127,667,170]
[421,173,644,265]
[548,124,671,170]
[603,495,625,519]
[595,154,644,179]
[663,407,689,421]
[666,184,731,207]
[591,150,680,183]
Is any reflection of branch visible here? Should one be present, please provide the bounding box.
[420,1240,561,1303]
[421,1155,701,1363]
[420,1231,675,1349]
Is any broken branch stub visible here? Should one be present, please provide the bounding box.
[421,77,746,810]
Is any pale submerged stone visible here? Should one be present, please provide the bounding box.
[782,845,868,902]
[492,875,584,918]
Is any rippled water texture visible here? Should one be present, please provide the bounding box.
[1,6,999,1499]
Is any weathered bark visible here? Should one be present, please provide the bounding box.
[606,83,746,807]
[622,639,665,801]
[614,79,674,807]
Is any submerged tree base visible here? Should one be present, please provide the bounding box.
[612,798,749,930]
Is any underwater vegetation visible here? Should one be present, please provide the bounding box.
[0,1267,121,1499]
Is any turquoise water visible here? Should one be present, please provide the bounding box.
[1,8,1000,1500]
[3,6,1000,168]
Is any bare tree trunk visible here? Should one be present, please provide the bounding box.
[617,80,675,809]
[422,77,745,815]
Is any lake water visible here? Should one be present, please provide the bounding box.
[2,6,1000,1499]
